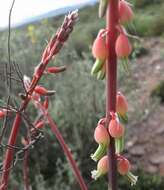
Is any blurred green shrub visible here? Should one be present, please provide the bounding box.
[151,81,164,103]
[134,0,163,8]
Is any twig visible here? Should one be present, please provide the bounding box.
[0,0,16,145]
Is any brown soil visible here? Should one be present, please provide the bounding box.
[125,37,164,176]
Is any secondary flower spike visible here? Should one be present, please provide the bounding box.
[91,155,109,180]
[119,0,134,24]
[115,33,132,59]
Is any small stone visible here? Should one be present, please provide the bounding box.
[126,137,138,148]
[159,163,164,176]
[130,146,145,156]
[155,126,164,135]
[150,155,164,165]
[146,165,158,174]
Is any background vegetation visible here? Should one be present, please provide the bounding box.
[0,0,164,189]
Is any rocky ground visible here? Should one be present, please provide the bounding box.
[124,38,164,176]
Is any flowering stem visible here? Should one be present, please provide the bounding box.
[45,112,88,190]
[106,0,119,189]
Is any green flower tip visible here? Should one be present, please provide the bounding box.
[126,172,138,186]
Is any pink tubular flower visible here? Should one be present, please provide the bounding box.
[115,33,132,59]
[34,86,48,96]
[91,155,109,180]
[119,0,133,24]
[92,29,108,60]
[94,124,110,145]
[91,124,109,162]
[116,92,128,116]
[117,157,131,175]
[108,116,124,138]
[46,66,66,74]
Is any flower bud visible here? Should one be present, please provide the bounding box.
[92,29,108,60]
[116,92,128,117]
[94,124,110,145]
[0,110,5,119]
[34,86,55,96]
[46,66,66,74]
[115,34,132,59]
[119,0,133,24]
[117,157,131,175]
[91,155,109,180]
[91,124,110,162]
[108,118,124,138]
[34,86,48,95]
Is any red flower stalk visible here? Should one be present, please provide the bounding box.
[43,110,88,190]
[106,0,119,189]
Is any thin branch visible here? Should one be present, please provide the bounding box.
[0,0,16,144]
